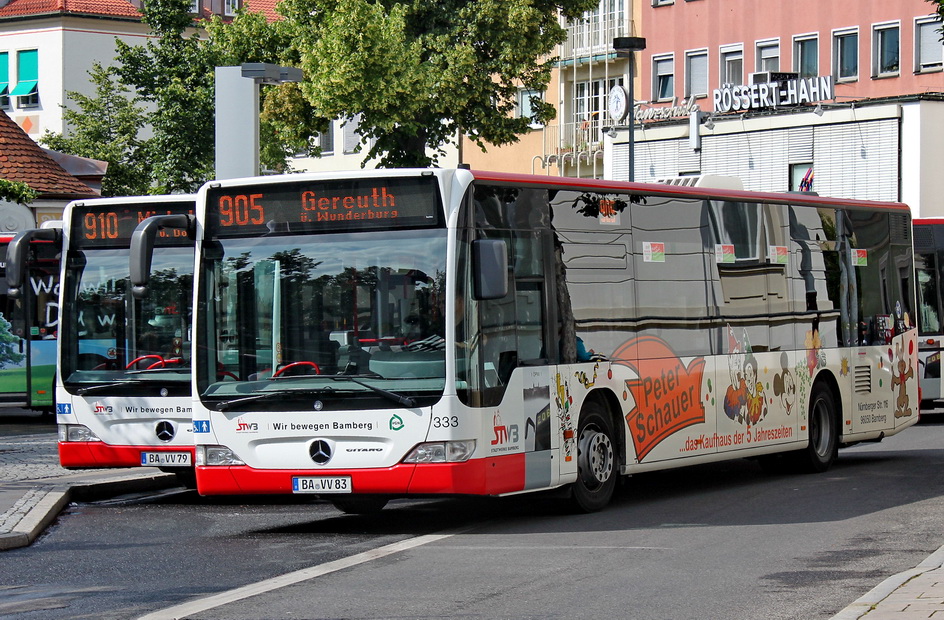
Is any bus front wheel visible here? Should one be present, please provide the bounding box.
[331,496,389,514]
[571,401,617,512]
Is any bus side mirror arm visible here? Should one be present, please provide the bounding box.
[7,228,61,299]
[130,214,195,300]
[472,239,508,300]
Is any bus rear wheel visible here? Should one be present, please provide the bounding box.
[571,401,617,512]
[799,382,838,473]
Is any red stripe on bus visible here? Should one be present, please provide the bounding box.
[58,442,194,468]
[196,454,529,496]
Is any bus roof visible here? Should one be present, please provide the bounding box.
[469,170,912,214]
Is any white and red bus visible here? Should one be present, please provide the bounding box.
[10,196,197,483]
[913,218,944,407]
[181,169,919,512]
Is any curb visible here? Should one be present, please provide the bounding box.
[830,545,944,619]
[0,472,178,551]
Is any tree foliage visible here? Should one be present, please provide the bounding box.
[45,0,324,195]
[276,0,599,167]
[47,0,599,188]
[41,63,151,197]
[0,179,38,205]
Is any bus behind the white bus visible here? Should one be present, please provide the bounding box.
[10,196,197,482]
[0,230,59,413]
[184,169,918,512]
[913,217,944,407]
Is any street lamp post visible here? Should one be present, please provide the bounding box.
[612,36,646,182]
[215,63,304,180]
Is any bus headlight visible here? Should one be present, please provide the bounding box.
[196,445,245,466]
[404,440,475,463]
[58,424,101,443]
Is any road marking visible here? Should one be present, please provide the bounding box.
[137,527,473,620]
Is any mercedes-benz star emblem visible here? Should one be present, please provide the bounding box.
[309,439,332,465]
[155,421,176,442]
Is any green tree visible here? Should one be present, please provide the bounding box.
[203,11,328,167]
[112,0,217,193]
[929,0,944,23]
[275,0,599,167]
[40,63,151,197]
[0,179,38,205]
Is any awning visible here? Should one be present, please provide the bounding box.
[9,80,37,97]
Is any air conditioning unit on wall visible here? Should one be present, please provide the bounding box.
[748,71,799,85]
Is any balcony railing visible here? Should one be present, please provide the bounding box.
[561,12,629,59]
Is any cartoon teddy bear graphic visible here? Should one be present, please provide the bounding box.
[891,341,914,419]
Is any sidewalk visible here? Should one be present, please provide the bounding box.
[0,419,179,551]
[2,423,944,618]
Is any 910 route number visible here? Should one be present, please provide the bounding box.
[433,415,459,428]
[292,476,352,494]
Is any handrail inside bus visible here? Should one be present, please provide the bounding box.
[130,214,195,300]
[6,228,62,299]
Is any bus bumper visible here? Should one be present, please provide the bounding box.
[195,453,528,496]
[58,442,195,469]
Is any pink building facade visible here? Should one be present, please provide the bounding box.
[639,0,943,108]
[601,0,944,219]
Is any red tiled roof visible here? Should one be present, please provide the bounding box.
[0,0,140,18]
[243,0,279,21]
[0,112,98,198]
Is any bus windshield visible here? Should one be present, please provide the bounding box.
[199,228,447,408]
[62,245,193,385]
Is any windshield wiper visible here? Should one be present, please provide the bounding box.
[331,376,417,408]
[74,379,149,395]
[213,387,336,411]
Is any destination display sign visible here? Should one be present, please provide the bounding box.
[72,201,194,249]
[205,176,442,237]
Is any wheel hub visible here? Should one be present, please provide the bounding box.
[578,427,614,488]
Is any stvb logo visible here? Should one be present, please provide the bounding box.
[309,439,332,465]
[155,421,176,442]
[235,417,259,432]
[93,402,113,414]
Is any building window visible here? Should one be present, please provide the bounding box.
[11,49,38,108]
[518,89,544,128]
[652,54,674,101]
[756,40,780,73]
[794,35,819,78]
[343,115,364,154]
[574,78,620,137]
[224,0,238,15]
[873,22,900,77]
[190,0,199,12]
[833,28,858,81]
[652,0,673,5]
[316,123,334,155]
[0,52,8,110]
[790,163,815,192]
[685,50,708,98]
[916,17,943,73]
[720,45,743,85]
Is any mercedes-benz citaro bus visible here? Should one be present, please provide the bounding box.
[177,169,919,513]
[0,226,60,413]
[9,195,197,486]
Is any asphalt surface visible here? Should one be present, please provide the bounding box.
[1,411,943,619]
